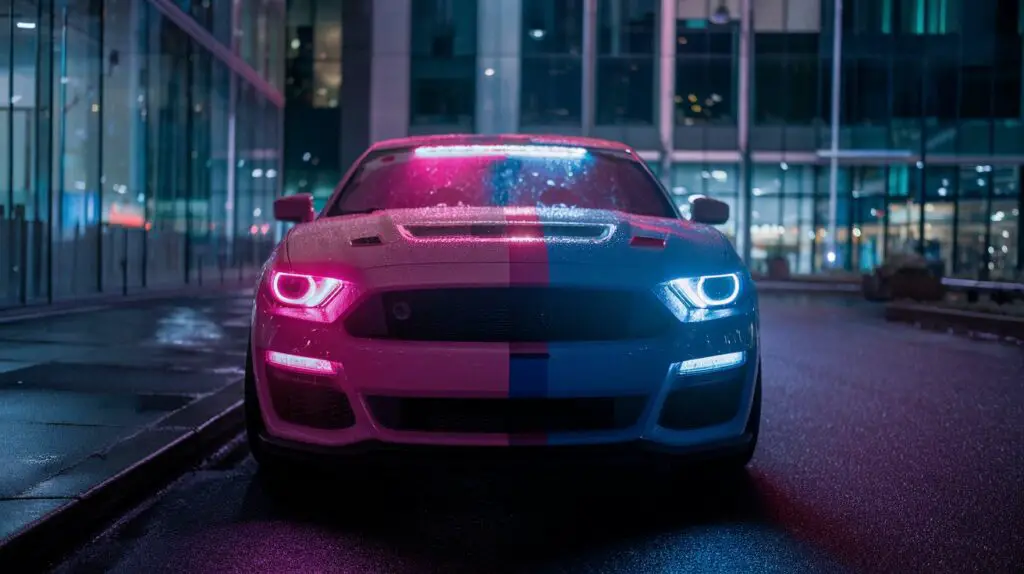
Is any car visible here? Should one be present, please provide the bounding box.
[245,134,760,478]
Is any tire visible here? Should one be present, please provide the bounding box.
[244,344,290,483]
[727,364,762,468]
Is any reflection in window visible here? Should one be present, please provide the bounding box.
[410,0,477,127]
[521,0,584,125]
[675,18,736,125]
[313,61,341,108]
[595,0,657,125]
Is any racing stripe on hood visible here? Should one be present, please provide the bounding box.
[506,207,550,446]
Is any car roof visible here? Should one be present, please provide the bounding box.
[370,134,635,154]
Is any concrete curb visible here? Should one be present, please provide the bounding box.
[0,385,245,571]
[885,301,1024,343]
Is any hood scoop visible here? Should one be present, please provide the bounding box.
[350,235,383,246]
[399,222,615,243]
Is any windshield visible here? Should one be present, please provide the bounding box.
[324,145,676,218]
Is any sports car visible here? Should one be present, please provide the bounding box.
[246,134,760,474]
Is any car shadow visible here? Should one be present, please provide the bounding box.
[237,460,853,572]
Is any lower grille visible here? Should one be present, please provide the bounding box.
[658,374,745,430]
[266,367,355,430]
[366,396,647,434]
[344,287,674,342]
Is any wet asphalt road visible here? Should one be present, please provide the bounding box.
[53,295,1024,574]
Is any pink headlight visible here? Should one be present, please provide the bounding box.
[270,271,344,307]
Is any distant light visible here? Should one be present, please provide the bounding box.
[752,187,763,196]
[853,227,862,238]
[16,22,36,30]
[266,169,277,179]
[826,251,837,264]
[137,193,145,203]
[252,168,264,178]
[414,144,587,160]
[290,38,300,49]
[10,95,21,104]
[529,28,545,39]
[780,162,788,170]
[708,5,731,25]
[302,152,311,162]
[915,161,923,169]
[711,169,727,181]
[938,187,947,196]
[253,208,262,217]
[977,178,985,187]
[484,68,495,77]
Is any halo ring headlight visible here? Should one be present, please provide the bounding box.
[669,272,741,309]
[270,271,343,307]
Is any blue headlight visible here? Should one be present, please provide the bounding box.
[668,273,741,309]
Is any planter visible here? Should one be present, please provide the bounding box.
[889,269,944,302]
[766,256,790,280]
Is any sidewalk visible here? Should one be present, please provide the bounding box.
[0,290,253,554]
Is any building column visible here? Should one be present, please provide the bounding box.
[369,0,411,143]
[581,0,597,136]
[657,0,677,187]
[737,0,753,265]
[476,0,522,134]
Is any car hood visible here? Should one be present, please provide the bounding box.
[280,207,740,277]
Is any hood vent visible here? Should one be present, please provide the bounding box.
[350,235,383,246]
[400,222,614,242]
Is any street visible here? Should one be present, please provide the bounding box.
[51,295,1024,574]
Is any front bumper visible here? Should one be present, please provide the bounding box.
[251,312,759,454]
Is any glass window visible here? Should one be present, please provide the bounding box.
[410,0,477,127]
[327,148,676,218]
[675,16,737,125]
[521,0,584,125]
[670,163,740,242]
[595,0,657,125]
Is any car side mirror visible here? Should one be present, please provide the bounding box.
[274,193,315,223]
[690,197,729,225]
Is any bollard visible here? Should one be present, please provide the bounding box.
[122,228,129,296]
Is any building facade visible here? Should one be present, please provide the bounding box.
[0,0,286,309]
[284,0,1023,280]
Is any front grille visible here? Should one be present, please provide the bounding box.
[366,396,647,434]
[344,287,674,342]
[266,367,356,430]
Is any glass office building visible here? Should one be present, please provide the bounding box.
[286,0,1023,280]
[0,0,286,309]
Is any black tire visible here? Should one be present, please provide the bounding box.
[728,364,762,467]
[244,344,290,483]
